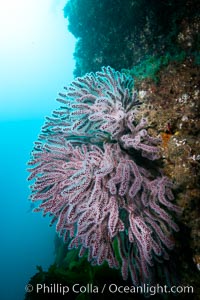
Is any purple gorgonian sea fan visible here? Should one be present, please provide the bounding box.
[28,66,181,286]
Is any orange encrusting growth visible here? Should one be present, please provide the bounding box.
[160,132,172,149]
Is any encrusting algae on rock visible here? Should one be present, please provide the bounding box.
[133,57,200,297]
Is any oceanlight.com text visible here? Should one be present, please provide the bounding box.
[25,283,194,296]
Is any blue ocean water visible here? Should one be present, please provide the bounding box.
[0,119,56,300]
[0,1,75,299]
